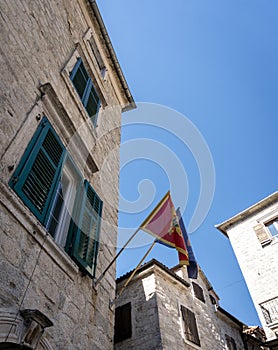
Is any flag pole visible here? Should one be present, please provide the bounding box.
[93,190,170,288]
[109,240,156,308]
[93,226,141,288]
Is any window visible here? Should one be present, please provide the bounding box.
[88,36,106,78]
[225,334,237,350]
[254,217,278,245]
[180,305,200,346]
[209,294,217,305]
[192,282,205,303]
[9,117,102,277]
[265,218,278,237]
[114,302,132,344]
[260,297,278,325]
[70,58,100,124]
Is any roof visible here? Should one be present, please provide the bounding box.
[171,263,220,300]
[217,306,244,328]
[88,0,136,112]
[216,191,278,236]
[116,259,190,288]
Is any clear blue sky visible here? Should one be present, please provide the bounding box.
[98,0,278,326]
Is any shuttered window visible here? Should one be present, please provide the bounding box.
[192,282,205,303]
[181,305,200,346]
[70,58,100,125]
[114,302,132,344]
[10,117,102,278]
[225,334,237,350]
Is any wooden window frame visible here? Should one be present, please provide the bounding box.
[192,282,206,303]
[181,305,201,346]
[225,334,237,350]
[114,302,132,344]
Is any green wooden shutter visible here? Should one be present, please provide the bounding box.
[69,180,102,277]
[9,117,65,225]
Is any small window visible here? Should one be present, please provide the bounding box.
[88,36,106,77]
[9,117,102,277]
[114,302,132,344]
[70,58,100,125]
[209,294,217,305]
[225,334,237,350]
[254,217,278,245]
[265,218,278,237]
[180,305,200,346]
[192,282,205,303]
[260,297,278,325]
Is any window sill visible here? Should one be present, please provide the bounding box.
[262,236,278,247]
[0,181,79,280]
[267,320,278,331]
[183,338,201,349]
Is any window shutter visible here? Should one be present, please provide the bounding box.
[69,180,102,277]
[114,303,132,343]
[181,305,200,346]
[253,223,269,243]
[192,282,205,303]
[231,337,237,350]
[225,334,237,350]
[70,58,100,124]
[9,117,65,224]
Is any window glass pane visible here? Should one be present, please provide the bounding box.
[47,182,65,237]
[266,219,278,237]
[47,158,81,248]
[86,89,99,118]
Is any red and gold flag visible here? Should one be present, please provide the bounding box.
[140,192,189,265]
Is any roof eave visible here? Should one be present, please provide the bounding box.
[88,0,136,112]
[215,191,278,236]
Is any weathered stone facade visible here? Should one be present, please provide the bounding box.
[0,0,134,349]
[114,260,266,350]
[217,192,278,347]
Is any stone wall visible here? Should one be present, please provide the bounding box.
[115,262,246,350]
[0,0,132,348]
[115,272,162,350]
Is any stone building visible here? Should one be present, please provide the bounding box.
[0,0,134,349]
[114,259,268,350]
[216,192,278,349]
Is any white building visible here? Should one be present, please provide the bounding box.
[216,191,278,349]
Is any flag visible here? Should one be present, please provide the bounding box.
[140,192,189,265]
[176,208,198,279]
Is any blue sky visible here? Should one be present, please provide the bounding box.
[98,1,278,326]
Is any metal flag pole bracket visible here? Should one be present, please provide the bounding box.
[92,227,141,288]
